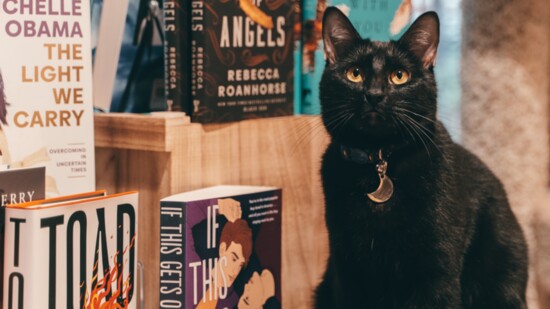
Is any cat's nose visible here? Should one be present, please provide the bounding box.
[364,89,384,107]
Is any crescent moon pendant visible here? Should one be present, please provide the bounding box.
[367,174,394,203]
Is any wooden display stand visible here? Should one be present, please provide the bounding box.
[94,113,330,308]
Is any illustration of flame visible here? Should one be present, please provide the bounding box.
[82,236,136,309]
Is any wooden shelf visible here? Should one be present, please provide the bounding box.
[94,112,330,308]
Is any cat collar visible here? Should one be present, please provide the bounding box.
[340,146,394,203]
[340,145,390,164]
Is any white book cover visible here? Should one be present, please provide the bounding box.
[3,191,139,309]
[0,0,95,196]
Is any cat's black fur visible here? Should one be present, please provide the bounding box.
[314,8,528,309]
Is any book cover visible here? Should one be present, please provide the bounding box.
[301,0,408,114]
[91,0,130,112]
[190,0,295,123]
[0,166,46,306]
[2,190,139,308]
[163,0,190,112]
[160,185,282,309]
[0,0,95,196]
[91,0,166,112]
[292,0,302,115]
[0,167,46,207]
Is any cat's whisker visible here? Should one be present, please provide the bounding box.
[389,114,409,143]
[322,105,356,116]
[393,113,424,155]
[400,114,433,160]
[325,113,353,133]
[395,104,455,127]
[286,117,329,155]
[393,110,434,160]
[392,107,452,163]
[393,106,437,124]
[340,113,355,129]
[397,113,433,151]
[400,114,438,149]
[323,107,356,131]
[398,112,451,164]
[394,108,434,122]
[395,104,445,121]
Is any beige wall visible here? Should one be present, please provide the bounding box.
[537,13,550,308]
[461,0,550,308]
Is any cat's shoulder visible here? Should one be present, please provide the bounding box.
[436,121,505,191]
[450,140,506,193]
[435,121,491,173]
[451,143,486,170]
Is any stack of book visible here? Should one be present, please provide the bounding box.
[0,0,411,307]
[91,0,408,122]
[164,0,297,123]
[0,1,141,307]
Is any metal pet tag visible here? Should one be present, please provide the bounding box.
[367,155,394,203]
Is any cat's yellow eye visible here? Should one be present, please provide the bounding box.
[389,69,410,85]
[345,67,364,83]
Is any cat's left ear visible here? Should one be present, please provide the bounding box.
[322,7,362,64]
[398,11,440,69]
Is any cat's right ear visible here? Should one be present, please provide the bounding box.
[322,7,361,64]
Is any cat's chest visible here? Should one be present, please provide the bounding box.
[322,145,438,233]
[327,160,431,211]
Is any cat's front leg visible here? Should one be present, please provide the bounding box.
[313,261,336,309]
[313,279,335,309]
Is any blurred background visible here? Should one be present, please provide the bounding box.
[413,0,462,141]
[414,0,550,307]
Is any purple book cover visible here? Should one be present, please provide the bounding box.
[160,186,282,309]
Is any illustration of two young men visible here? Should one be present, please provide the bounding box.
[190,198,280,309]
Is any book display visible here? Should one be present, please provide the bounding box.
[95,114,328,308]
[0,0,544,308]
[0,1,419,308]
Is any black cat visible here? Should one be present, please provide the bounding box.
[314,8,528,309]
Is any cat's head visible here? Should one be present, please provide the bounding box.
[320,8,440,150]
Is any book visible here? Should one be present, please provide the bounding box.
[160,185,282,309]
[163,0,191,113]
[0,166,46,306]
[0,0,95,196]
[91,0,166,112]
[91,0,130,112]
[190,0,296,123]
[2,190,139,308]
[0,167,46,207]
[292,0,302,115]
[300,0,408,114]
